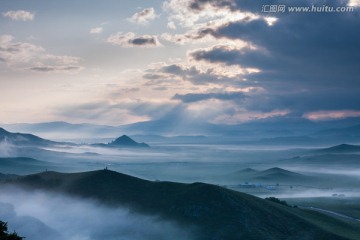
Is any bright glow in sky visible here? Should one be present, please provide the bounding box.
[1,0,359,125]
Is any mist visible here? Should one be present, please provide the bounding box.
[0,139,16,157]
[0,186,194,240]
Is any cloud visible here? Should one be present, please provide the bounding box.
[303,110,360,121]
[107,32,161,48]
[0,187,194,240]
[0,35,44,65]
[178,98,290,125]
[2,10,34,21]
[167,21,177,29]
[348,0,360,6]
[90,27,103,34]
[190,45,271,69]
[173,91,245,103]
[0,35,82,73]
[178,0,360,116]
[186,0,237,11]
[163,0,247,28]
[128,8,157,24]
[27,66,82,73]
[56,99,181,125]
[143,63,248,86]
[211,108,290,125]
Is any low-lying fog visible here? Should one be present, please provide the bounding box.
[1,139,360,200]
[0,186,194,240]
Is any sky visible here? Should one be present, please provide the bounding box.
[0,0,359,126]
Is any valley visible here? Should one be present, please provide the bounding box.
[1,127,360,240]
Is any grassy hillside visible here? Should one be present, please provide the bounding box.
[3,169,359,240]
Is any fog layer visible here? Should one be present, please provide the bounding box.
[0,186,193,240]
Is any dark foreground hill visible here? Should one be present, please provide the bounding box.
[3,170,358,240]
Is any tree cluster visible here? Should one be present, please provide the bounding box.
[0,221,24,240]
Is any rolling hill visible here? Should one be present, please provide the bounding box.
[229,167,313,184]
[0,127,55,147]
[252,167,305,181]
[283,153,360,166]
[3,169,359,240]
[317,144,360,154]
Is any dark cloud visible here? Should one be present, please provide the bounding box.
[28,66,81,72]
[187,0,360,114]
[246,89,360,114]
[107,33,161,48]
[129,36,157,46]
[173,91,245,103]
[144,64,245,86]
[190,45,275,69]
[187,0,237,11]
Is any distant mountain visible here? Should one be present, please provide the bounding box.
[109,135,149,148]
[258,167,303,177]
[3,170,355,240]
[0,127,55,147]
[252,167,306,182]
[3,118,360,142]
[2,122,123,140]
[234,168,258,175]
[93,135,149,148]
[229,167,312,184]
[314,124,360,137]
[317,144,360,153]
[288,154,360,165]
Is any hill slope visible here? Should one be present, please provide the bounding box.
[0,127,55,147]
[4,170,357,240]
[318,144,360,153]
[229,167,313,184]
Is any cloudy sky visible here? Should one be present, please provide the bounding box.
[1,0,359,126]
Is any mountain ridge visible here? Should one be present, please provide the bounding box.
[0,127,55,147]
[318,144,360,153]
